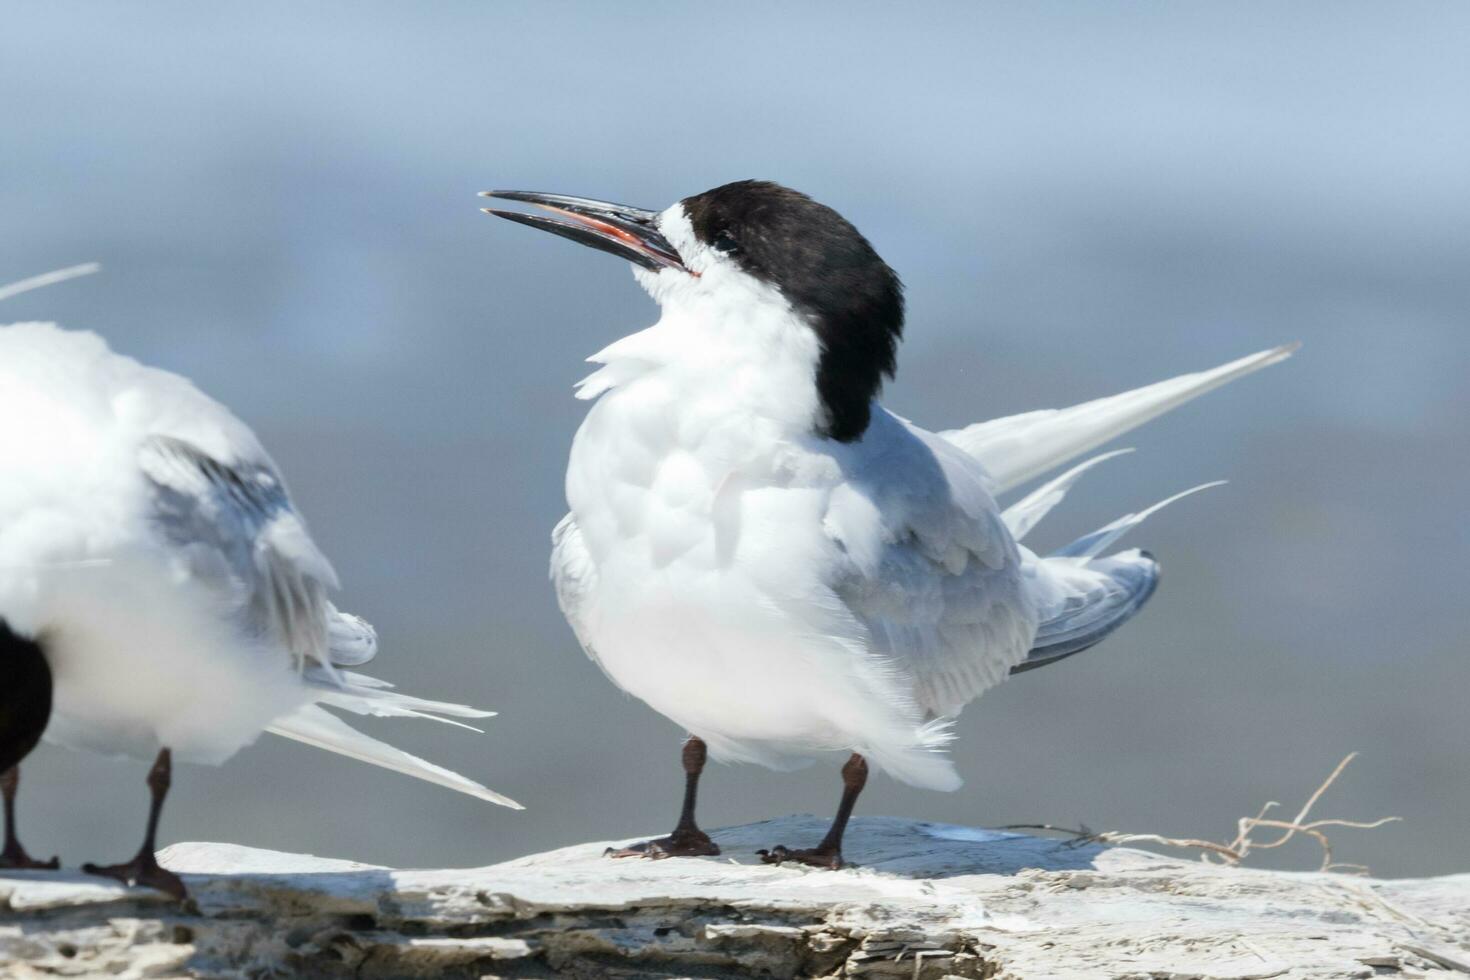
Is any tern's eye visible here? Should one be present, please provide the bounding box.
[711,230,740,255]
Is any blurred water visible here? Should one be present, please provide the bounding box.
[2,1,1467,877]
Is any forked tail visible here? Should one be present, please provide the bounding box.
[961,344,1296,675]
[1006,457,1222,674]
[944,344,1297,494]
[1015,549,1160,673]
[268,671,522,809]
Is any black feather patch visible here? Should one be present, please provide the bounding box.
[682,181,905,442]
[0,620,52,774]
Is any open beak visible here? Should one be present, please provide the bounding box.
[479,190,688,273]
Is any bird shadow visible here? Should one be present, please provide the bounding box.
[704,814,1105,879]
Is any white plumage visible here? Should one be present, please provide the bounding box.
[551,202,1294,793]
[0,313,519,809]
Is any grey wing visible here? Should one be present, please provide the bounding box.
[834,504,1037,720]
[828,419,1039,720]
[550,513,613,675]
[138,435,367,671]
[324,605,379,667]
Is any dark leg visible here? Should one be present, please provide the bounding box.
[760,753,868,870]
[83,749,186,899]
[0,767,59,870]
[606,736,721,859]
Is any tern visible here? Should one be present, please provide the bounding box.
[0,272,520,897]
[481,181,1293,868]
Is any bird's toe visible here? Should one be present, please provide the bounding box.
[83,857,187,900]
[0,847,59,871]
[605,829,720,860]
[758,844,844,870]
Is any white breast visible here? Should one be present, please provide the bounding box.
[560,311,953,775]
[38,553,314,764]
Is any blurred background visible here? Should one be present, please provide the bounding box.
[2,1,1466,878]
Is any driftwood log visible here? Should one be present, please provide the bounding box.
[2,815,1466,979]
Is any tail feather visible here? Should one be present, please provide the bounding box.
[268,704,522,809]
[0,263,100,302]
[1053,481,1225,562]
[944,344,1297,495]
[1012,479,1221,675]
[861,719,963,792]
[1013,550,1159,674]
[305,668,495,733]
[1001,449,1133,540]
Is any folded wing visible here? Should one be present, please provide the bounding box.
[827,416,1038,730]
[139,435,517,807]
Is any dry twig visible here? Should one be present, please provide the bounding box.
[999,753,1399,873]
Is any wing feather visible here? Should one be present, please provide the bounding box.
[826,414,1038,721]
[138,435,347,672]
[551,512,609,675]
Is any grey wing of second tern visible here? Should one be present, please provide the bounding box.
[138,435,348,672]
[551,512,616,682]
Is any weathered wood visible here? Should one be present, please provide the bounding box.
[2,815,1466,978]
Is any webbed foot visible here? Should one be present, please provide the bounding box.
[758,843,845,870]
[83,853,187,900]
[606,827,721,859]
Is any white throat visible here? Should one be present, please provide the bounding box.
[574,204,825,438]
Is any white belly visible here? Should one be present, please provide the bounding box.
[37,553,311,765]
[590,559,854,759]
[565,391,930,771]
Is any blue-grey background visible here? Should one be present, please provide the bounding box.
[3,2,1466,878]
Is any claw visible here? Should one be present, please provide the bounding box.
[606,828,721,860]
[758,844,845,870]
[83,855,187,900]
[0,848,59,871]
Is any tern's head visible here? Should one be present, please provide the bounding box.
[481,180,904,442]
